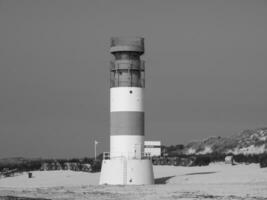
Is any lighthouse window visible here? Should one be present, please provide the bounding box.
[129,90,133,94]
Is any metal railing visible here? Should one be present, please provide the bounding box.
[110,60,145,71]
[102,152,151,160]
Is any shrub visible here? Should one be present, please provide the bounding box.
[259,154,267,168]
[191,155,211,166]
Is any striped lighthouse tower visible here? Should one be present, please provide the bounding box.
[100,37,154,185]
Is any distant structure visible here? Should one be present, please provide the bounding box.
[144,141,161,157]
[99,37,154,185]
[225,155,234,165]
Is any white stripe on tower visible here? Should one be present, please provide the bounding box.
[110,87,144,112]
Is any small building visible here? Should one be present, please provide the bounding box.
[144,141,161,157]
[225,155,234,165]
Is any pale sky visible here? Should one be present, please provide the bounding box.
[0,0,266,158]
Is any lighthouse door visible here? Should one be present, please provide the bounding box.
[134,144,141,159]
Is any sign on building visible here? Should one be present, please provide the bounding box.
[144,141,161,157]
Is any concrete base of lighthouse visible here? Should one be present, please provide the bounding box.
[99,159,154,185]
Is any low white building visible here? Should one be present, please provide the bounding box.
[144,141,161,157]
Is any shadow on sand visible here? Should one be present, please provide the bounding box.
[184,171,217,176]
[154,171,217,184]
[155,176,175,184]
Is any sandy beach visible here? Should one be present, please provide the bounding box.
[0,163,266,200]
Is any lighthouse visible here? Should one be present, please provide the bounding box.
[99,37,154,185]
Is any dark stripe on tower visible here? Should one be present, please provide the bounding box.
[110,112,144,135]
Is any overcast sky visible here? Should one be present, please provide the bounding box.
[0,0,266,158]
